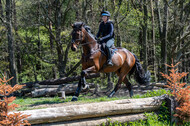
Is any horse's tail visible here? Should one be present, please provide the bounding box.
[128,53,151,85]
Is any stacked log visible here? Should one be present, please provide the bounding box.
[21,72,166,97]
[16,96,164,125]
[31,83,95,97]
[20,73,100,97]
[24,73,100,88]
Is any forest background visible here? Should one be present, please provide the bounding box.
[0,0,189,86]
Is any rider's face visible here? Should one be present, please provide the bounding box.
[102,16,108,23]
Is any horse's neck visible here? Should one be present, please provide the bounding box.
[82,30,98,55]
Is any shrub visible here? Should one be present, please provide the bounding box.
[0,76,31,126]
[160,61,190,123]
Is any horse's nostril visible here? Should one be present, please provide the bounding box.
[71,46,76,51]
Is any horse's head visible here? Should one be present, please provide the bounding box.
[71,22,86,51]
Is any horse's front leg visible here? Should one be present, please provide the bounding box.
[71,66,97,101]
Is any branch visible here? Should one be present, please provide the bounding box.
[179,31,190,43]
[0,16,8,25]
[171,25,190,53]
[65,60,81,77]
[40,2,55,24]
[176,41,190,61]
[42,23,56,40]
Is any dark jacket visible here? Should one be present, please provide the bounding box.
[96,21,114,42]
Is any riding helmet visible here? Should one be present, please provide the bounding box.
[101,11,111,17]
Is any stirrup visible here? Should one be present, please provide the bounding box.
[107,60,113,66]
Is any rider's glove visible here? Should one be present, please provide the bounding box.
[97,38,103,44]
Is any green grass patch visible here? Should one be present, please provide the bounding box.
[14,89,168,111]
[132,89,169,98]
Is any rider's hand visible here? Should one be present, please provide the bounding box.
[97,38,102,44]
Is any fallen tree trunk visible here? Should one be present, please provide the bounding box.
[39,73,100,85]
[24,73,100,88]
[32,83,95,97]
[18,96,165,124]
[149,83,167,88]
[41,113,147,126]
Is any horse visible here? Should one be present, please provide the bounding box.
[70,22,150,101]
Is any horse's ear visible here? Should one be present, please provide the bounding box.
[71,24,74,28]
[80,22,84,28]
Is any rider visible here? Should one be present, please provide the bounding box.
[96,11,114,66]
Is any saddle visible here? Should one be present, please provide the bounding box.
[100,44,118,57]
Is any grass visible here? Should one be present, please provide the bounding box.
[132,89,169,98]
[13,88,168,111]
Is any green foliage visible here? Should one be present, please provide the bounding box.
[132,89,168,98]
[100,112,173,126]
[99,112,172,126]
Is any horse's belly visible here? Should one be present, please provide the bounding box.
[102,53,124,73]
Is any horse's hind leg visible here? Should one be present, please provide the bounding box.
[123,77,133,97]
[108,74,125,98]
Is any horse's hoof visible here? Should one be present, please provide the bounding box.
[71,96,78,101]
[108,95,112,98]
[129,91,133,98]
[108,91,115,98]
[82,84,90,91]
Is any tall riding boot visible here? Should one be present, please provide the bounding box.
[105,46,113,66]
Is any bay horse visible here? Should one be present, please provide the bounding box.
[70,22,150,101]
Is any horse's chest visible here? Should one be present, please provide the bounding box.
[82,55,94,68]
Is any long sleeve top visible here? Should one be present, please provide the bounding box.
[96,21,114,42]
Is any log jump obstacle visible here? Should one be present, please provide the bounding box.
[15,96,165,125]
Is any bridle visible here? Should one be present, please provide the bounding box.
[71,25,100,58]
[71,27,95,46]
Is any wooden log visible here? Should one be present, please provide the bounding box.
[149,83,167,88]
[38,73,100,85]
[35,84,65,89]
[38,113,147,126]
[32,83,95,97]
[24,73,100,88]
[17,96,164,124]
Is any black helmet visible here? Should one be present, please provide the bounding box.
[101,11,111,17]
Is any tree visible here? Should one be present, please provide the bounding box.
[6,0,17,86]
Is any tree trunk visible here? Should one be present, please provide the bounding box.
[82,0,88,23]
[142,0,148,71]
[55,0,64,77]
[0,0,3,17]
[6,0,17,86]
[75,0,80,21]
[150,0,157,82]
[161,0,168,75]
[155,0,162,40]
[48,1,57,79]
[113,0,122,47]
[18,96,164,124]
